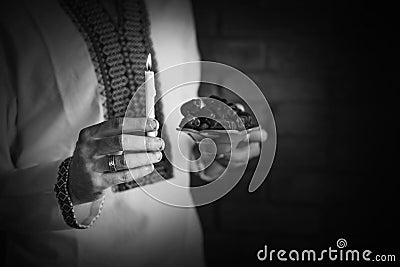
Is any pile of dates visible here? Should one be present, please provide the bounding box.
[179,95,258,131]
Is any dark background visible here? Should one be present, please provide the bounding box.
[192,0,397,266]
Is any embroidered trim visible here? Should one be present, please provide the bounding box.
[60,0,173,191]
[54,157,105,229]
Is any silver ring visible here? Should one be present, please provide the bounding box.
[108,155,117,172]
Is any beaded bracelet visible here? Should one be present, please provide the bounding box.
[54,157,105,229]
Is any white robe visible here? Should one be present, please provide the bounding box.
[0,0,204,266]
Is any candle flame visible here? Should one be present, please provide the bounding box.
[146,53,152,71]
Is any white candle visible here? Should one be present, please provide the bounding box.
[145,53,157,137]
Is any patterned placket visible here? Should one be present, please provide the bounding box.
[59,0,173,191]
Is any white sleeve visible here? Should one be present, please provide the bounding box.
[0,27,100,232]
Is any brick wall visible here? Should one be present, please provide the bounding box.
[192,1,397,266]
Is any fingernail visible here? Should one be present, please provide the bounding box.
[262,130,268,142]
[157,138,165,150]
[156,152,163,161]
[147,164,154,172]
[149,119,158,130]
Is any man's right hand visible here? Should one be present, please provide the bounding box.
[68,118,165,205]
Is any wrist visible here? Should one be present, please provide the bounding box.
[191,144,227,181]
[205,160,225,176]
[196,159,226,182]
[54,157,105,229]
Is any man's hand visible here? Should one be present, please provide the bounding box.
[215,128,267,168]
[200,128,268,180]
[68,118,165,205]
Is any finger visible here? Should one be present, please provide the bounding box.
[246,128,268,143]
[93,135,165,155]
[202,142,248,162]
[199,138,235,155]
[102,164,155,186]
[248,142,261,159]
[95,152,163,172]
[215,143,232,154]
[230,142,260,162]
[82,118,159,139]
[122,118,159,134]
